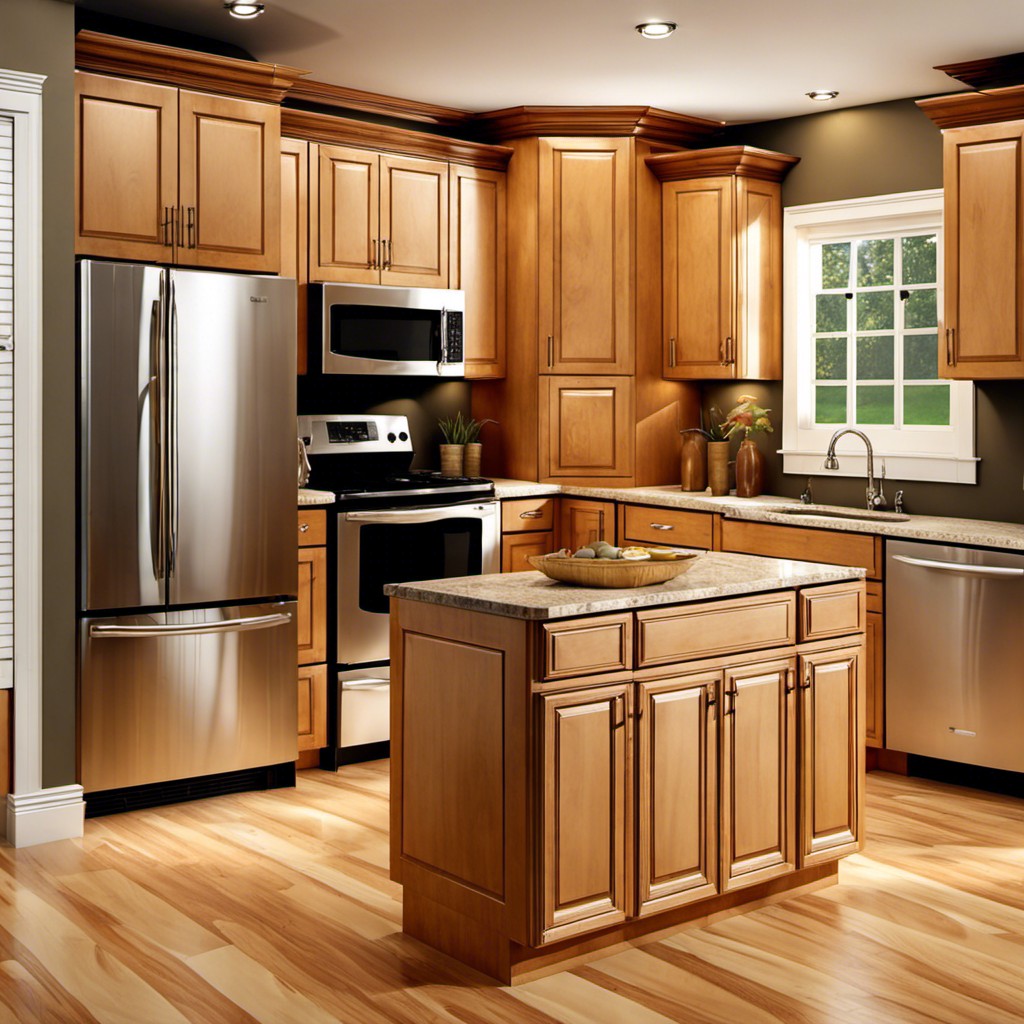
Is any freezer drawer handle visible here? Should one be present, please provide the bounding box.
[892,554,1024,578]
[90,612,293,639]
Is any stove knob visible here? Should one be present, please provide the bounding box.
[387,432,397,443]
[399,431,408,441]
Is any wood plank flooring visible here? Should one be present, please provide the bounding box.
[1,766,1022,1023]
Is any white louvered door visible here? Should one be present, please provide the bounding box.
[0,115,13,683]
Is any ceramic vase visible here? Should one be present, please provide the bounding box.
[439,443,464,478]
[707,441,731,496]
[680,433,708,491]
[463,442,482,479]
[735,437,765,498]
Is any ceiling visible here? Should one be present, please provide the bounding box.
[73,0,1024,123]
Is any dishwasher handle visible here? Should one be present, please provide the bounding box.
[892,554,1024,579]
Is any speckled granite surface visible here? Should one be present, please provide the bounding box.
[491,480,1024,552]
[297,488,335,506]
[385,551,863,620]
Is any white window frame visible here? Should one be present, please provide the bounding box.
[781,190,977,485]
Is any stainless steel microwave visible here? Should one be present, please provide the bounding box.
[315,282,465,377]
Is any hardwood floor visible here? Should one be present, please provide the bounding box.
[1,766,1022,1023]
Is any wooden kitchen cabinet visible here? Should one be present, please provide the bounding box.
[719,655,797,892]
[311,143,449,288]
[450,164,507,378]
[297,544,327,666]
[648,148,798,381]
[619,503,714,550]
[502,532,551,572]
[501,497,555,571]
[558,497,616,552]
[537,682,631,943]
[797,644,864,867]
[865,583,885,748]
[75,72,281,272]
[297,509,328,766]
[538,138,633,375]
[539,376,634,481]
[636,671,718,915]
[281,137,309,374]
[297,663,328,753]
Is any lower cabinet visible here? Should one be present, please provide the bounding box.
[297,509,328,767]
[559,497,616,551]
[297,663,328,753]
[501,497,555,571]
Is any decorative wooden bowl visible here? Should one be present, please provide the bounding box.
[527,552,700,588]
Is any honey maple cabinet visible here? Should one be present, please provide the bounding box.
[281,137,309,374]
[618,503,715,550]
[75,71,281,272]
[297,509,328,767]
[558,497,617,552]
[501,497,555,572]
[647,147,798,381]
[310,144,449,288]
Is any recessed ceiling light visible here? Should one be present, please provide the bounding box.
[224,0,265,18]
[806,89,839,102]
[636,21,677,39]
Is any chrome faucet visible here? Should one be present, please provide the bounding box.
[824,428,887,510]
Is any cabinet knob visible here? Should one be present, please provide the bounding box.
[299,522,310,533]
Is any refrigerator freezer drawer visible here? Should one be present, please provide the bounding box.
[80,602,298,793]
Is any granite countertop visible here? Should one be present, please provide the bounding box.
[297,488,335,506]
[491,480,1024,552]
[385,550,864,620]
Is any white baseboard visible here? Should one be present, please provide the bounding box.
[5,785,85,847]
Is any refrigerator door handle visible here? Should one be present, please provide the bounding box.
[147,294,165,582]
[90,612,293,639]
[168,276,180,580]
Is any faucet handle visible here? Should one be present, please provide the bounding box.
[871,459,888,510]
[800,478,813,505]
[894,489,904,514]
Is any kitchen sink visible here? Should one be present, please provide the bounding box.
[770,505,911,523]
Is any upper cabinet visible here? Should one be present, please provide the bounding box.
[648,147,798,381]
[280,137,309,374]
[310,144,449,288]
[918,89,1024,379]
[75,71,281,273]
[538,138,633,375]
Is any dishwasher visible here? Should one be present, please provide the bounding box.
[886,538,1024,773]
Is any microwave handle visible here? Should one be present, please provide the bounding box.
[438,306,449,372]
[345,504,496,525]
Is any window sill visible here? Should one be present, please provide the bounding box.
[779,450,978,485]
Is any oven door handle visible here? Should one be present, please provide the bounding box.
[344,504,496,525]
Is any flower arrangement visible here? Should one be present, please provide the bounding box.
[721,395,773,440]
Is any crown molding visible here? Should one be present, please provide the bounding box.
[935,53,1024,92]
[0,70,46,96]
[281,108,513,171]
[286,79,475,129]
[646,145,800,182]
[916,85,1024,128]
[74,30,309,104]
[471,105,723,145]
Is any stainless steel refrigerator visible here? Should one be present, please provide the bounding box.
[79,260,298,796]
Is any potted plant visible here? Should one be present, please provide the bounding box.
[462,417,496,479]
[438,411,471,477]
[721,395,773,498]
[703,405,732,496]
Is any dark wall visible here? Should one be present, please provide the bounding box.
[0,0,77,787]
[706,99,1024,524]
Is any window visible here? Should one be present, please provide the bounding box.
[782,191,976,484]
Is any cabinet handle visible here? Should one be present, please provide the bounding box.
[613,694,626,729]
[649,522,674,531]
[382,238,392,271]
[724,685,736,716]
[177,205,184,248]
[706,684,717,720]
[162,206,173,246]
[725,336,734,365]
[299,522,310,533]
[945,326,956,367]
[547,334,554,368]
[668,336,676,368]
[799,667,812,691]
[370,239,378,270]
[187,206,196,249]
[519,510,544,519]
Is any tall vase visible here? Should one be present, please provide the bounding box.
[707,441,731,496]
[439,443,464,478]
[463,442,482,479]
[735,437,765,498]
[680,433,707,491]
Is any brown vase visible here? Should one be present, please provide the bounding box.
[680,432,708,491]
[735,437,765,498]
[463,442,482,479]
[439,443,464,478]
[707,441,731,496]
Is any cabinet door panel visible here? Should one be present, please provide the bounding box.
[539,684,630,943]
[311,144,380,283]
[381,154,449,287]
[178,91,280,272]
[944,123,1024,378]
[865,607,884,748]
[798,646,864,866]
[735,179,782,379]
[451,165,506,378]
[501,531,552,573]
[539,139,632,374]
[558,498,616,552]
[75,72,178,261]
[540,377,633,479]
[297,663,327,753]
[720,657,796,891]
[637,673,718,915]
[297,546,326,666]
[663,178,733,379]
[281,138,309,374]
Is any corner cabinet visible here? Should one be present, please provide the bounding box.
[647,147,798,381]
[75,71,281,272]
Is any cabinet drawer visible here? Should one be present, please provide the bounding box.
[720,519,883,579]
[297,509,327,547]
[799,583,866,642]
[502,497,555,533]
[542,614,633,680]
[502,531,553,573]
[619,504,713,549]
[636,592,796,668]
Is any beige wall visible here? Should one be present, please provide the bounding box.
[0,0,77,788]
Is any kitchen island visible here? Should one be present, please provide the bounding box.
[386,553,866,983]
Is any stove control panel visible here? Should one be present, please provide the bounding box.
[327,421,378,444]
[300,413,414,456]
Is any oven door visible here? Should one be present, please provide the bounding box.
[337,502,499,666]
